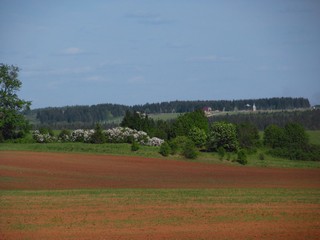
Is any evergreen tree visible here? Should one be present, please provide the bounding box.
[91,123,105,144]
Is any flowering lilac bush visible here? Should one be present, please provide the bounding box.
[104,127,148,144]
[146,137,165,146]
[32,130,56,143]
[32,127,164,146]
[70,129,94,143]
[104,127,164,146]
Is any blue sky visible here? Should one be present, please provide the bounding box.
[1,0,320,108]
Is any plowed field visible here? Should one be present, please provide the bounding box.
[1,151,320,240]
[1,151,320,189]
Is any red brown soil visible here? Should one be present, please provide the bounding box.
[1,196,320,240]
[1,151,320,189]
[1,151,320,240]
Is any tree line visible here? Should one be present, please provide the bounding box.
[208,110,320,130]
[132,97,310,113]
[26,97,311,129]
[120,109,320,162]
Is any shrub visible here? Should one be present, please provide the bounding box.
[146,137,165,146]
[104,127,152,145]
[0,130,4,143]
[58,129,71,142]
[39,127,54,137]
[71,129,94,143]
[237,150,247,165]
[264,123,318,161]
[159,142,171,156]
[91,124,106,144]
[131,141,140,151]
[170,136,190,154]
[259,153,265,160]
[217,147,226,160]
[169,140,179,155]
[226,152,231,161]
[182,139,198,159]
[32,130,56,143]
[32,126,165,147]
[188,126,207,148]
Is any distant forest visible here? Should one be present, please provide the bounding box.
[25,97,311,129]
[208,110,320,130]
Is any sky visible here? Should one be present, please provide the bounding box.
[1,0,320,109]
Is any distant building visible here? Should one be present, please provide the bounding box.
[253,103,257,111]
[202,106,212,112]
[203,106,214,117]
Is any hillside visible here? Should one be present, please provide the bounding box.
[24,97,311,129]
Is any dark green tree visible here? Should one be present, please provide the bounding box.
[173,110,208,137]
[236,122,260,150]
[263,124,285,148]
[207,121,238,152]
[120,110,155,135]
[188,126,207,148]
[264,123,318,161]
[91,123,106,144]
[283,123,309,149]
[0,64,31,140]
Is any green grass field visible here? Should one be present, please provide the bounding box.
[2,188,319,204]
[307,130,320,145]
[149,112,181,121]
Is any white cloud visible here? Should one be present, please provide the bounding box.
[186,55,236,63]
[85,76,110,83]
[127,76,145,84]
[23,66,93,77]
[256,65,270,71]
[63,47,83,55]
[125,11,174,25]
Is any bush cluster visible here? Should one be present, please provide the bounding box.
[237,150,248,165]
[159,136,199,159]
[30,110,319,163]
[264,123,319,161]
[32,127,164,146]
[159,142,171,156]
[32,130,56,143]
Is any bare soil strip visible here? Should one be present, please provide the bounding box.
[1,192,320,240]
[1,151,320,189]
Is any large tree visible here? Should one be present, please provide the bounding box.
[0,64,31,140]
[207,121,239,152]
[173,109,209,137]
[237,122,260,150]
